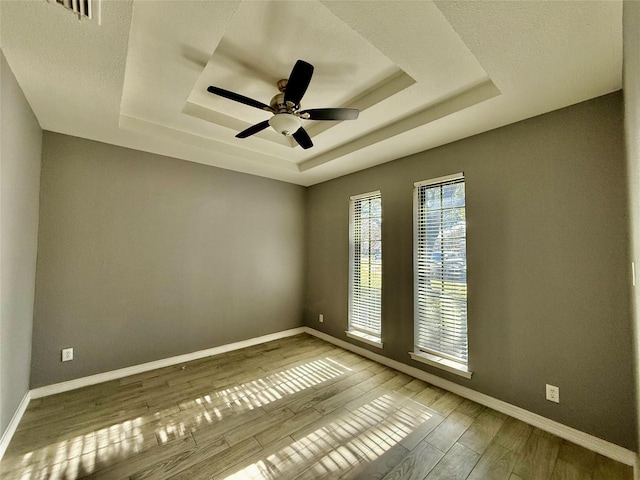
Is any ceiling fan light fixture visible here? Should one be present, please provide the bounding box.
[269,113,301,136]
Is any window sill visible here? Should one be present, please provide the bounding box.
[346,330,383,349]
[409,351,473,379]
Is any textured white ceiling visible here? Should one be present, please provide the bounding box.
[0,0,622,186]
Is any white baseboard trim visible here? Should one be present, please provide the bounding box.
[30,327,307,399]
[24,326,638,469]
[0,391,31,463]
[303,327,638,468]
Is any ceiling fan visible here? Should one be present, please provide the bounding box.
[207,60,359,149]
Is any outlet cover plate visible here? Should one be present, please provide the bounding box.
[62,347,74,362]
[545,384,559,403]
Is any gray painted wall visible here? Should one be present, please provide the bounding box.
[305,92,637,450]
[31,133,306,388]
[0,52,42,435]
[623,1,640,454]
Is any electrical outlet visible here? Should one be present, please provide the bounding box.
[545,384,559,403]
[319,314,324,323]
[62,347,74,362]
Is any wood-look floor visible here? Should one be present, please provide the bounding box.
[0,334,633,480]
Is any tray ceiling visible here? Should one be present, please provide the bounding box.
[0,0,622,186]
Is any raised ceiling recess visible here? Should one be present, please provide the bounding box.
[119,0,496,175]
[0,0,622,185]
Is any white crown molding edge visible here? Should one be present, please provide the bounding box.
[302,327,639,469]
[0,390,31,463]
[30,327,307,399]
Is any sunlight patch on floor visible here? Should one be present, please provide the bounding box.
[155,357,350,444]
[221,393,436,479]
[4,353,356,479]
[8,417,145,480]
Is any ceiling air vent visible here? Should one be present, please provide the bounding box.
[49,0,97,21]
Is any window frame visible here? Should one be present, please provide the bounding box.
[412,173,472,378]
[347,190,383,349]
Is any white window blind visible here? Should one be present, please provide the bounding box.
[349,191,382,338]
[414,174,468,365]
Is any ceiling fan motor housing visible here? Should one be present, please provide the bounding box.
[270,91,299,114]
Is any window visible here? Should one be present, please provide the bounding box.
[412,173,471,378]
[347,191,383,348]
